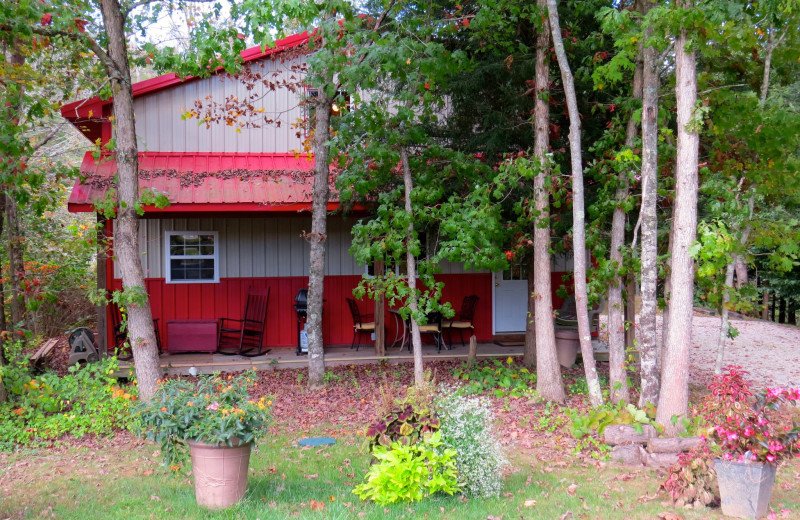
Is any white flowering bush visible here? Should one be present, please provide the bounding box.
[434,384,508,497]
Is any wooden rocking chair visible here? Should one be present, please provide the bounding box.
[217,288,271,357]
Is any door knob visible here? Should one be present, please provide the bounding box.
[495,283,500,287]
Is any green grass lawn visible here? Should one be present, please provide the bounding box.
[2,431,799,520]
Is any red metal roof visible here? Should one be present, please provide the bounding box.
[60,32,312,143]
[67,152,342,213]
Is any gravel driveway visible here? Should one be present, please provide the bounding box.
[687,315,800,389]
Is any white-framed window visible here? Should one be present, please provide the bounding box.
[165,231,219,283]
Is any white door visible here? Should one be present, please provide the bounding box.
[493,265,528,334]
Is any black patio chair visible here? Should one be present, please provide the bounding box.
[346,298,375,351]
[442,295,479,346]
[419,311,447,353]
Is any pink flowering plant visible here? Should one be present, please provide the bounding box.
[701,366,800,465]
[135,370,272,466]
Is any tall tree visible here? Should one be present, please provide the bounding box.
[656,0,699,433]
[97,0,162,400]
[533,0,565,403]
[637,0,660,407]
[547,0,603,406]
[307,83,332,388]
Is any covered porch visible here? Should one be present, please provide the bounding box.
[120,341,526,376]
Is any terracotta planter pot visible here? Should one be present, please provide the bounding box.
[188,440,252,509]
[554,329,579,368]
[714,458,777,519]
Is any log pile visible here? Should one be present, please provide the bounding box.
[603,424,702,468]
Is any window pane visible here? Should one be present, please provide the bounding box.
[170,258,216,281]
[168,233,217,282]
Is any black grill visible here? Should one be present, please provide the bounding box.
[293,289,308,316]
[293,289,308,355]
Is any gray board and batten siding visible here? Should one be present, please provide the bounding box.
[134,56,307,154]
[113,217,477,280]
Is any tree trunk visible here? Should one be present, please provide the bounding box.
[770,291,776,322]
[523,261,536,368]
[638,0,660,408]
[788,299,796,325]
[734,259,748,289]
[761,281,769,321]
[5,44,26,334]
[779,296,786,324]
[625,274,636,352]
[5,194,25,331]
[0,193,7,348]
[0,185,5,398]
[608,36,643,404]
[547,0,602,407]
[656,10,700,434]
[99,0,161,401]
[306,89,332,388]
[401,148,424,386]
[533,0,564,403]
[714,262,735,374]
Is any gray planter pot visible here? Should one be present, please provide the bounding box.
[714,458,777,519]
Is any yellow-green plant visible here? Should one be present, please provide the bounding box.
[353,431,459,505]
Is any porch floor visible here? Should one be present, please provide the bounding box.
[120,341,526,376]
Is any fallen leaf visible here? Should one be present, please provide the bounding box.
[309,500,324,511]
[142,469,153,477]
[560,511,573,520]
[567,484,577,496]
[304,473,318,479]
[523,499,537,507]
[657,513,684,520]
[149,495,160,502]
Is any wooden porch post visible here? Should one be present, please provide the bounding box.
[374,260,385,356]
[96,214,108,358]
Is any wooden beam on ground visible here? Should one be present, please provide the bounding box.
[29,338,59,370]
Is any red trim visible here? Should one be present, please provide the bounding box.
[70,202,341,214]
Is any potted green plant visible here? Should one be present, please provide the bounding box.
[702,366,800,519]
[136,370,272,509]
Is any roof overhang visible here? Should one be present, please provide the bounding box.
[67,151,345,214]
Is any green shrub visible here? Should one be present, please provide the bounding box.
[567,401,657,438]
[434,385,508,497]
[353,431,460,505]
[0,356,137,449]
[450,358,536,397]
